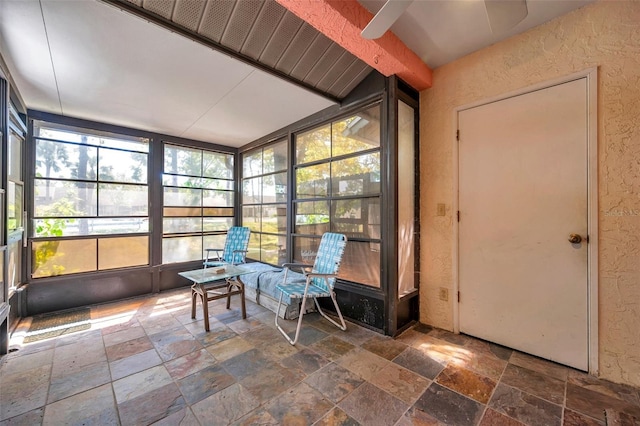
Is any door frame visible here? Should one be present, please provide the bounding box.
[452,68,599,374]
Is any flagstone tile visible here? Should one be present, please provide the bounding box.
[112,365,173,404]
[414,383,484,426]
[489,383,562,426]
[336,347,389,381]
[206,336,254,362]
[265,382,334,425]
[339,382,408,426]
[118,382,186,426]
[42,384,117,426]
[191,383,259,424]
[0,365,50,421]
[500,364,566,405]
[393,347,446,380]
[176,364,236,405]
[370,362,430,404]
[305,362,364,403]
[165,348,216,380]
[105,335,154,362]
[435,364,497,404]
[109,348,163,381]
[48,360,111,403]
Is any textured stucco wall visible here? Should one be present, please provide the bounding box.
[420,1,640,386]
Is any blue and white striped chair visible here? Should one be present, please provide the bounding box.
[275,232,347,345]
[204,226,250,267]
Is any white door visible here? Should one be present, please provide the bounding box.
[458,78,589,370]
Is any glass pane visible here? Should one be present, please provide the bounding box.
[163,217,202,234]
[164,145,201,176]
[243,150,262,178]
[99,148,147,183]
[296,124,331,164]
[332,105,381,156]
[331,198,380,239]
[8,130,22,181]
[203,190,233,207]
[261,233,287,265]
[162,236,202,263]
[398,100,416,296]
[162,175,233,190]
[242,177,262,204]
[163,207,201,217]
[242,206,261,232]
[332,153,380,196]
[34,122,148,151]
[34,218,148,237]
[7,182,23,231]
[163,187,201,207]
[203,234,227,255]
[247,233,261,261]
[263,173,287,203]
[296,163,329,199]
[99,184,148,216]
[295,201,329,235]
[263,140,287,173]
[32,239,97,278]
[292,236,321,264]
[293,237,379,286]
[262,204,287,234]
[340,240,380,287]
[98,236,149,270]
[203,217,233,232]
[8,240,21,291]
[203,151,233,179]
[36,140,98,180]
[34,179,97,217]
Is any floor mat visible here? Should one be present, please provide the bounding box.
[23,308,92,343]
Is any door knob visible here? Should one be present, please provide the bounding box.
[568,234,582,244]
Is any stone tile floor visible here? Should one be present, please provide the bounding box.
[1,288,640,425]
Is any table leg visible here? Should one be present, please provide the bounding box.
[236,277,247,319]
[191,285,197,319]
[200,284,210,332]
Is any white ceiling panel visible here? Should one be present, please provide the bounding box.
[182,69,335,146]
[41,0,256,139]
[0,0,61,113]
[0,0,336,147]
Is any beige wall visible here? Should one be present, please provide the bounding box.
[419,1,640,387]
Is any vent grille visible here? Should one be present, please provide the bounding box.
[241,1,286,60]
[142,0,175,20]
[127,0,372,100]
[173,0,206,31]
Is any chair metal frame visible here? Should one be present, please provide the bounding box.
[275,233,347,345]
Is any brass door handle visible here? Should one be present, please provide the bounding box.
[568,234,582,244]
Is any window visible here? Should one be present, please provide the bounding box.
[241,140,287,265]
[162,144,234,263]
[32,121,150,278]
[294,104,381,287]
[7,103,25,292]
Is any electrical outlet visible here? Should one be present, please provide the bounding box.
[439,287,449,301]
[437,203,446,216]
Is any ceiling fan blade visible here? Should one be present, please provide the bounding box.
[485,0,528,34]
[361,0,413,40]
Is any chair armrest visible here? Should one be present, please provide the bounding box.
[204,248,224,263]
[282,263,313,273]
[231,249,248,265]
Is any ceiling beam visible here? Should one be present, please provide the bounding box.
[275,0,432,91]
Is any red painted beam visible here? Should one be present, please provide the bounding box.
[276,0,432,90]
